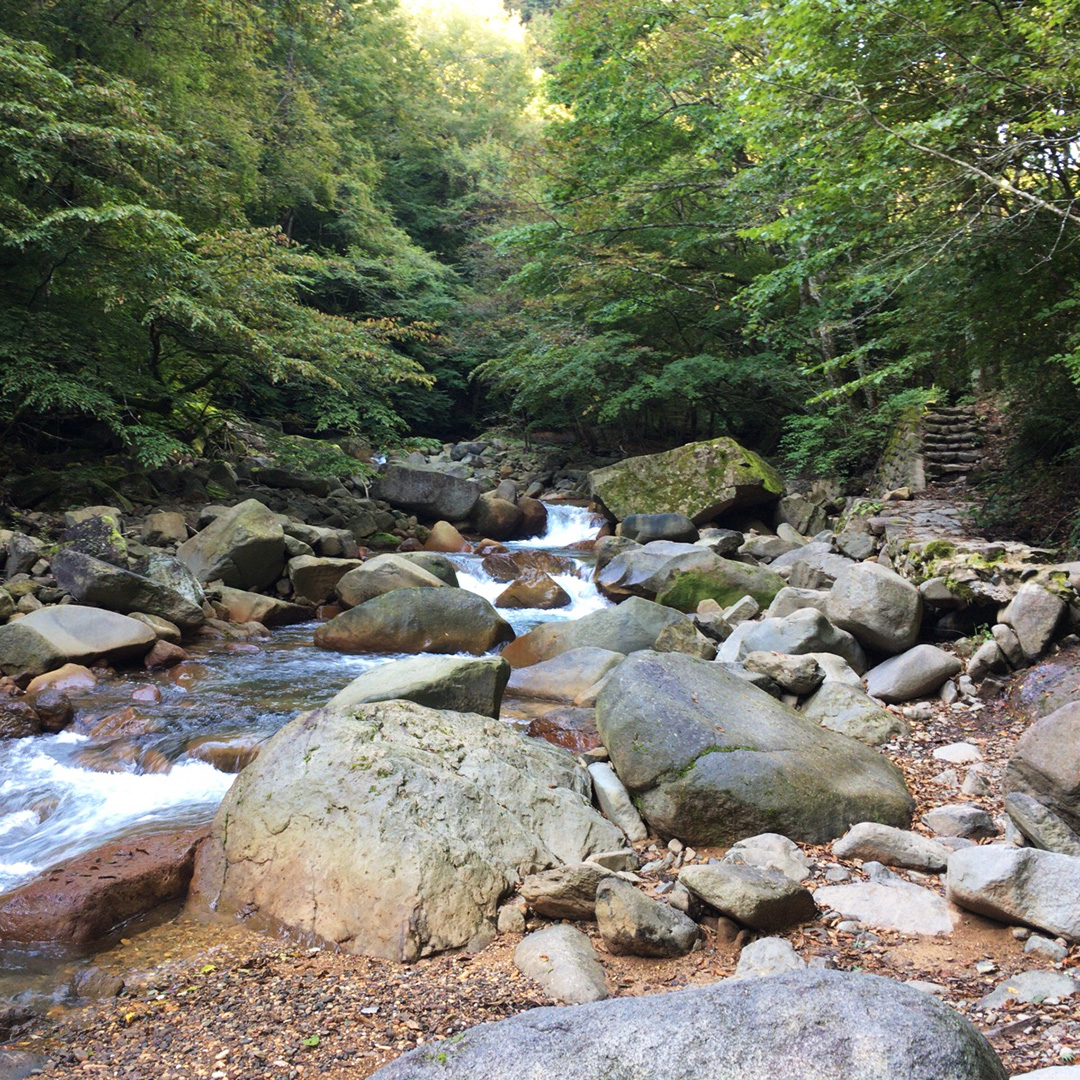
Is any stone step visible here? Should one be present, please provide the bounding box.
[925,406,977,418]
[923,418,979,431]
[927,463,973,475]
[925,451,981,465]
[923,436,980,447]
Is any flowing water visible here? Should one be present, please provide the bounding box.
[0,503,608,899]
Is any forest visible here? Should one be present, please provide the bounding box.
[3,0,1080,532]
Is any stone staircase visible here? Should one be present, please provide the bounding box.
[921,405,981,485]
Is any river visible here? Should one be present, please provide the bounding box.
[0,504,608,897]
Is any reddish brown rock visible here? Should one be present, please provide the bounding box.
[423,521,471,553]
[496,574,572,610]
[475,540,509,556]
[84,706,163,740]
[481,551,579,583]
[161,663,206,690]
[516,497,548,540]
[224,642,261,654]
[130,685,162,704]
[0,827,207,943]
[397,538,422,552]
[25,687,73,732]
[527,706,601,752]
[316,603,344,621]
[0,698,41,739]
[472,493,523,542]
[144,640,188,670]
[25,663,97,695]
[187,734,263,773]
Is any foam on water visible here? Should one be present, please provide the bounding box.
[512,503,604,550]
[0,737,234,892]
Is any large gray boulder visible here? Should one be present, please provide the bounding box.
[507,648,625,703]
[501,596,682,668]
[190,701,624,961]
[52,550,205,630]
[593,543,712,602]
[865,645,962,703]
[826,562,922,655]
[595,652,913,846]
[947,846,1080,939]
[287,555,364,604]
[372,463,481,521]
[335,554,448,607]
[1002,582,1066,662]
[327,656,510,718]
[832,822,951,872]
[314,588,514,656]
[0,606,156,678]
[1003,702,1080,834]
[721,608,866,674]
[814,879,955,936]
[654,558,785,613]
[801,682,908,746]
[369,969,1007,1080]
[176,499,285,589]
[588,437,784,525]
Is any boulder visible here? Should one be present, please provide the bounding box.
[778,546,855,590]
[520,863,613,919]
[813,879,955,936]
[369,969,1007,1080]
[620,513,699,545]
[314,589,514,656]
[653,619,717,659]
[1003,702,1080,833]
[722,608,866,674]
[483,551,578,583]
[424,520,471,553]
[501,596,683,668]
[390,552,460,586]
[213,586,310,628]
[190,701,624,961]
[595,877,699,957]
[514,925,608,1005]
[326,655,510,719]
[588,437,783,525]
[826,562,923,655]
[1002,583,1066,662]
[923,804,997,839]
[947,846,1080,939]
[0,698,40,739]
[593,542,710,602]
[0,827,206,943]
[654,559,785,613]
[832,822,951,872]
[176,499,285,590]
[678,863,816,931]
[727,936,806,980]
[1003,792,1080,856]
[722,833,812,882]
[595,651,913,846]
[742,652,823,695]
[507,648,625,703]
[766,587,831,619]
[61,512,127,564]
[0,607,156,678]
[52,550,206,630]
[372,464,481,521]
[335,555,448,607]
[472,493,523,541]
[495,574,571,610]
[865,645,962,704]
[287,555,364,604]
[516,497,548,540]
[801,683,908,746]
[142,511,188,547]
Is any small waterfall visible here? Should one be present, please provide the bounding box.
[512,503,605,549]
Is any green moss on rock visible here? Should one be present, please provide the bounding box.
[589,437,784,524]
[655,561,785,613]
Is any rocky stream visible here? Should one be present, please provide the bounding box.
[0,434,1078,1080]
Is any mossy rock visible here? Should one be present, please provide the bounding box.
[588,437,784,525]
[366,532,401,549]
[655,561,785,613]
